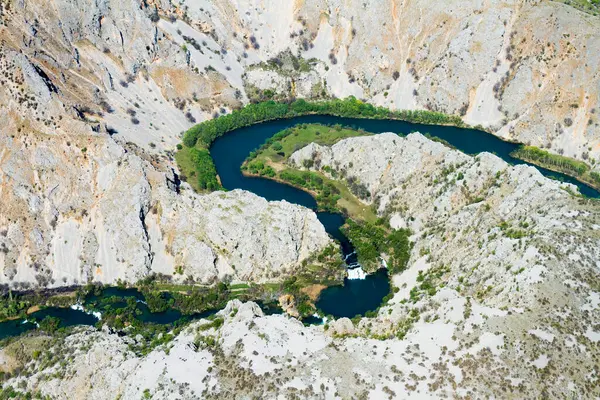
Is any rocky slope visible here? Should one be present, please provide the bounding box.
[2,0,599,158]
[0,128,331,288]
[2,134,600,399]
[1,0,600,288]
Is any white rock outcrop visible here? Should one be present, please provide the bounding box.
[3,134,600,398]
[0,133,331,288]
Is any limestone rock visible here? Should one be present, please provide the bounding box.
[3,134,600,398]
[328,317,355,336]
[0,135,331,288]
[278,294,300,318]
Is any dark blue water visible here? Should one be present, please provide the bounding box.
[210,115,599,198]
[0,307,97,341]
[2,115,598,339]
[0,288,218,340]
[316,269,391,318]
[0,319,35,341]
[209,115,599,317]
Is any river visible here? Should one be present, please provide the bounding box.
[1,115,597,339]
[209,115,599,318]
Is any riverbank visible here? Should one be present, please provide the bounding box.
[177,98,473,195]
[183,97,468,148]
[511,145,600,193]
[0,243,348,341]
[241,124,414,275]
[0,290,78,324]
[177,98,599,200]
[240,123,378,222]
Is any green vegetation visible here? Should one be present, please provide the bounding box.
[0,387,52,400]
[342,219,412,274]
[197,317,224,331]
[132,278,232,316]
[0,291,77,323]
[245,159,276,177]
[511,145,600,191]
[182,97,465,148]
[241,123,377,221]
[226,244,345,318]
[0,246,344,342]
[0,292,31,322]
[78,280,235,355]
[175,147,222,191]
[278,169,341,211]
[176,98,465,195]
[250,52,316,76]
[512,146,589,175]
[276,244,346,317]
[408,265,450,303]
[498,220,530,240]
[555,0,599,15]
[246,123,370,162]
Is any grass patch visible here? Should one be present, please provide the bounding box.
[241,123,377,221]
[554,0,599,15]
[251,123,369,161]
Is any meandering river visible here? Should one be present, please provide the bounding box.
[1,116,598,339]
[209,115,599,318]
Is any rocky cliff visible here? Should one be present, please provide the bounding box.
[2,134,599,398]
[0,129,331,288]
[2,0,599,157]
[1,0,600,288]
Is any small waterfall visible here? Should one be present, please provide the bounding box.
[70,304,102,320]
[347,266,366,280]
[22,319,40,328]
[346,257,389,280]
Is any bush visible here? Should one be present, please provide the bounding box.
[272,141,283,151]
[511,145,589,176]
[343,219,411,274]
[278,170,340,211]
[189,148,221,190]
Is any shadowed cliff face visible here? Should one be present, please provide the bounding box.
[0,0,599,289]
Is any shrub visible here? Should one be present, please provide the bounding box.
[272,141,283,151]
[342,219,411,274]
[189,148,221,190]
